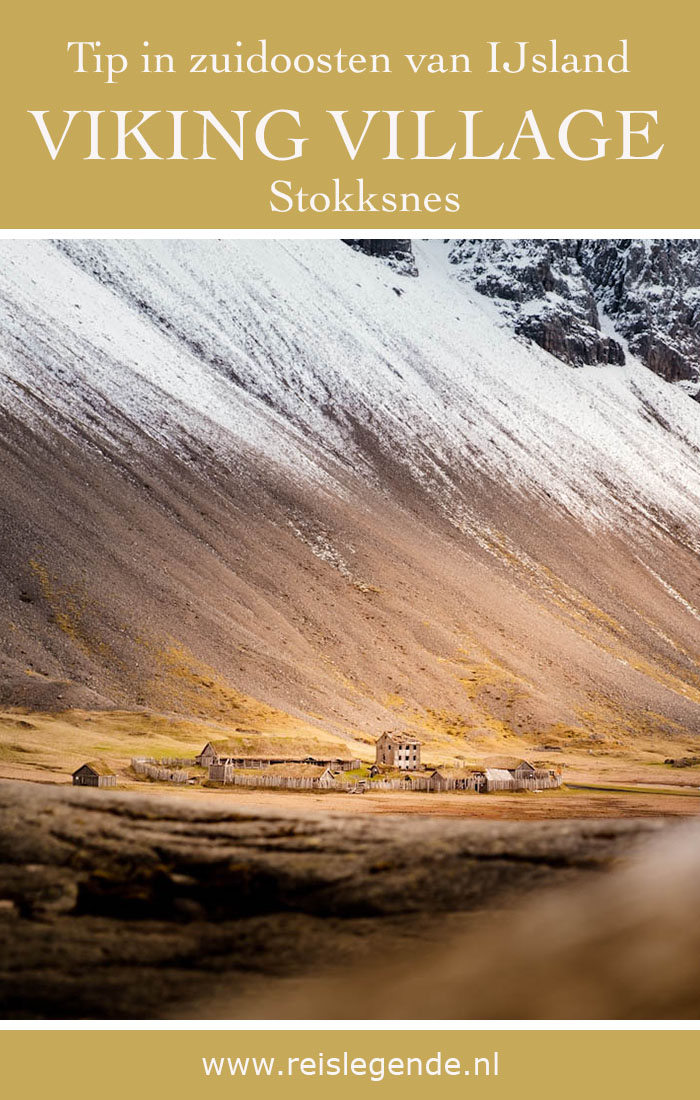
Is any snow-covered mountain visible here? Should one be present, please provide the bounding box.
[447,239,700,392]
[1,239,700,751]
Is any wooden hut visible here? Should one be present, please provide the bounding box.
[482,758,562,791]
[531,767,563,790]
[72,762,116,788]
[484,756,536,777]
[316,766,336,788]
[430,767,484,792]
[303,756,361,771]
[195,742,220,767]
[483,767,516,792]
[512,760,537,781]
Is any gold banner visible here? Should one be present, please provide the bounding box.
[1,1030,698,1098]
[1,0,698,227]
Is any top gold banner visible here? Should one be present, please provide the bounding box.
[2,0,695,228]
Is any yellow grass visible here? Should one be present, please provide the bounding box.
[0,706,368,784]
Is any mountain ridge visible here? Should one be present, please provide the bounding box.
[350,239,700,392]
[1,239,699,754]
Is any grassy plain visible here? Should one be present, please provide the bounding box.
[1,706,699,820]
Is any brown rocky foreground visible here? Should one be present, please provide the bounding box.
[0,779,698,1019]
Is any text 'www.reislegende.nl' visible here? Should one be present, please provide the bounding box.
[202,1051,500,1083]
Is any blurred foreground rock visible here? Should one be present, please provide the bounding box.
[240,820,700,1020]
[0,780,685,1019]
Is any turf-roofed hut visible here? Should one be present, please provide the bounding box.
[430,767,485,792]
[72,762,117,788]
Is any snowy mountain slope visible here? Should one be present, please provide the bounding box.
[1,239,700,750]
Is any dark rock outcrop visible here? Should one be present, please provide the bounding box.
[448,240,625,367]
[343,239,418,276]
[448,239,700,392]
[578,240,700,385]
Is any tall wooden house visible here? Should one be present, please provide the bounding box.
[375,732,422,771]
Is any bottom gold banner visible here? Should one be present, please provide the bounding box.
[0,1030,696,1100]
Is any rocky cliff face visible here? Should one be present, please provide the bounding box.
[447,240,700,394]
[578,240,700,387]
[448,240,625,368]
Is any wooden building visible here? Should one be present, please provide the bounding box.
[315,766,336,788]
[483,767,516,792]
[199,745,360,772]
[375,732,422,771]
[530,768,562,790]
[485,756,536,776]
[482,758,562,792]
[72,762,117,788]
[430,767,484,792]
[195,742,220,767]
[302,756,361,771]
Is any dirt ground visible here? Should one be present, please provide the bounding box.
[131,778,700,819]
[3,765,698,819]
